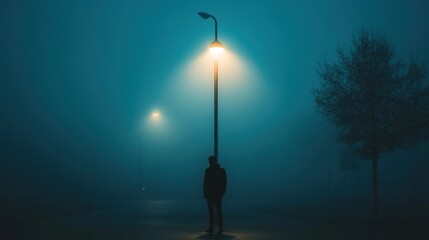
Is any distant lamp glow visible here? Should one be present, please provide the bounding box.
[150,111,161,121]
[209,40,224,55]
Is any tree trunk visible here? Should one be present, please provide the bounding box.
[371,157,379,219]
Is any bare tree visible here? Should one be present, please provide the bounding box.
[313,30,429,218]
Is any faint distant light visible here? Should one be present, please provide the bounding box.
[151,111,161,121]
[209,40,224,57]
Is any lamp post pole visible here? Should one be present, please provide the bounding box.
[198,12,223,159]
[214,50,218,158]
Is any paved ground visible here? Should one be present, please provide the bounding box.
[1,200,428,239]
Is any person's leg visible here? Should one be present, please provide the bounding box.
[214,197,223,233]
[206,198,214,232]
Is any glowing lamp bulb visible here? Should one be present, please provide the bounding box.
[209,41,224,55]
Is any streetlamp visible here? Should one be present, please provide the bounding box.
[139,110,163,192]
[198,12,224,159]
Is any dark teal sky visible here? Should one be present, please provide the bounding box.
[1,0,428,204]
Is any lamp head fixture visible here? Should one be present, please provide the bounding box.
[198,11,221,51]
[198,12,211,19]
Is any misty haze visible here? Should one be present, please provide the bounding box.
[1,0,429,239]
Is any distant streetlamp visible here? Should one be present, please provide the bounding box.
[150,110,161,122]
[198,12,224,158]
[139,110,163,192]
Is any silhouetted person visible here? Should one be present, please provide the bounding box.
[204,155,227,234]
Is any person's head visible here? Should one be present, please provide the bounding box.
[208,155,217,166]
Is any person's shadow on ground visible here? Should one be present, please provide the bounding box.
[197,233,236,240]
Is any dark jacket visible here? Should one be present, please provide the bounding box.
[204,164,227,199]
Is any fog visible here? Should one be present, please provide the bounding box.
[1,0,429,227]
